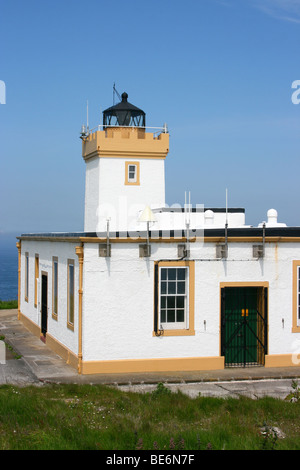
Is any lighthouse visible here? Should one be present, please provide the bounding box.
[81,92,169,233]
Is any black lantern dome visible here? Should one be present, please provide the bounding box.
[103,92,146,128]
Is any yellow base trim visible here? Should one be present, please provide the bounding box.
[20,311,41,337]
[19,312,78,371]
[81,356,225,375]
[46,333,78,370]
[265,354,300,368]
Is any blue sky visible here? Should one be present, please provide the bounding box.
[0,0,300,237]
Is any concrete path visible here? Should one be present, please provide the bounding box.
[1,309,300,400]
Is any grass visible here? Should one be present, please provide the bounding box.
[0,300,18,310]
[0,382,299,450]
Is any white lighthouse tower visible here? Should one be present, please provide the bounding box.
[81,92,170,233]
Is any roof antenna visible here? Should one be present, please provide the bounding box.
[113,83,122,105]
[225,188,228,258]
[184,191,191,258]
[86,100,89,133]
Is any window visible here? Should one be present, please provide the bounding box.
[160,267,188,328]
[128,165,136,182]
[298,266,300,322]
[52,257,58,319]
[293,261,300,332]
[154,261,195,336]
[34,255,39,308]
[25,252,29,302]
[67,259,75,330]
[125,161,140,185]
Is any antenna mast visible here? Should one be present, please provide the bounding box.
[185,191,191,258]
[86,100,89,132]
[113,83,122,105]
[225,188,228,258]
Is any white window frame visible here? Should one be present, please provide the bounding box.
[158,266,189,330]
[128,164,137,183]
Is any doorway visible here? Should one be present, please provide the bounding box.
[41,273,48,336]
[221,286,268,367]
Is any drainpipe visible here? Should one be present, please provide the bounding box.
[75,244,84,374]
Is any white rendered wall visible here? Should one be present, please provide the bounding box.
[82,241,300,363]
[19,240,79,355]
[84,157,165,233]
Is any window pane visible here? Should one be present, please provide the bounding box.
[176,310,185,322]
[168,269,176,280]
[161,268,167,280]
[128,165,136,180]
[161,282,167,294]
[167,310,175,322]
[176,296,184,309]
[167,296,175,309]
[177,282,185,294]
[168,282,176,294]
[177,268,185,280]
[161,297,166,308]
[161,310,166,323]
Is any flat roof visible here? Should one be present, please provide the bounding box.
[18,226,300,240]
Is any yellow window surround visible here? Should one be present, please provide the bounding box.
[153,260,195,337]
[125,161,140,186]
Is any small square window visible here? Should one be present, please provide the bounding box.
[128,165,136,182]
[125,162,140,185]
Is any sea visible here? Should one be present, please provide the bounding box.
[0,233,19,301]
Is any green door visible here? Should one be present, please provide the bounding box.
[221,287,266,367]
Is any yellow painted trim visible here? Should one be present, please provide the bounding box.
[205,237,300,243]
[125,161,140,186]
[75,245,84,374]
[46,333,78,370]
[82,129,169,162]
[220,281,269,288]
[83,151,167,161]
[81,356,224,375]
[19,311,78,370]
[153,260,195,337]
[18,235,300,244]
[16,242,21,320]
[292,261,300,333]
[265,354,300,368]
[20,311,41,337]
